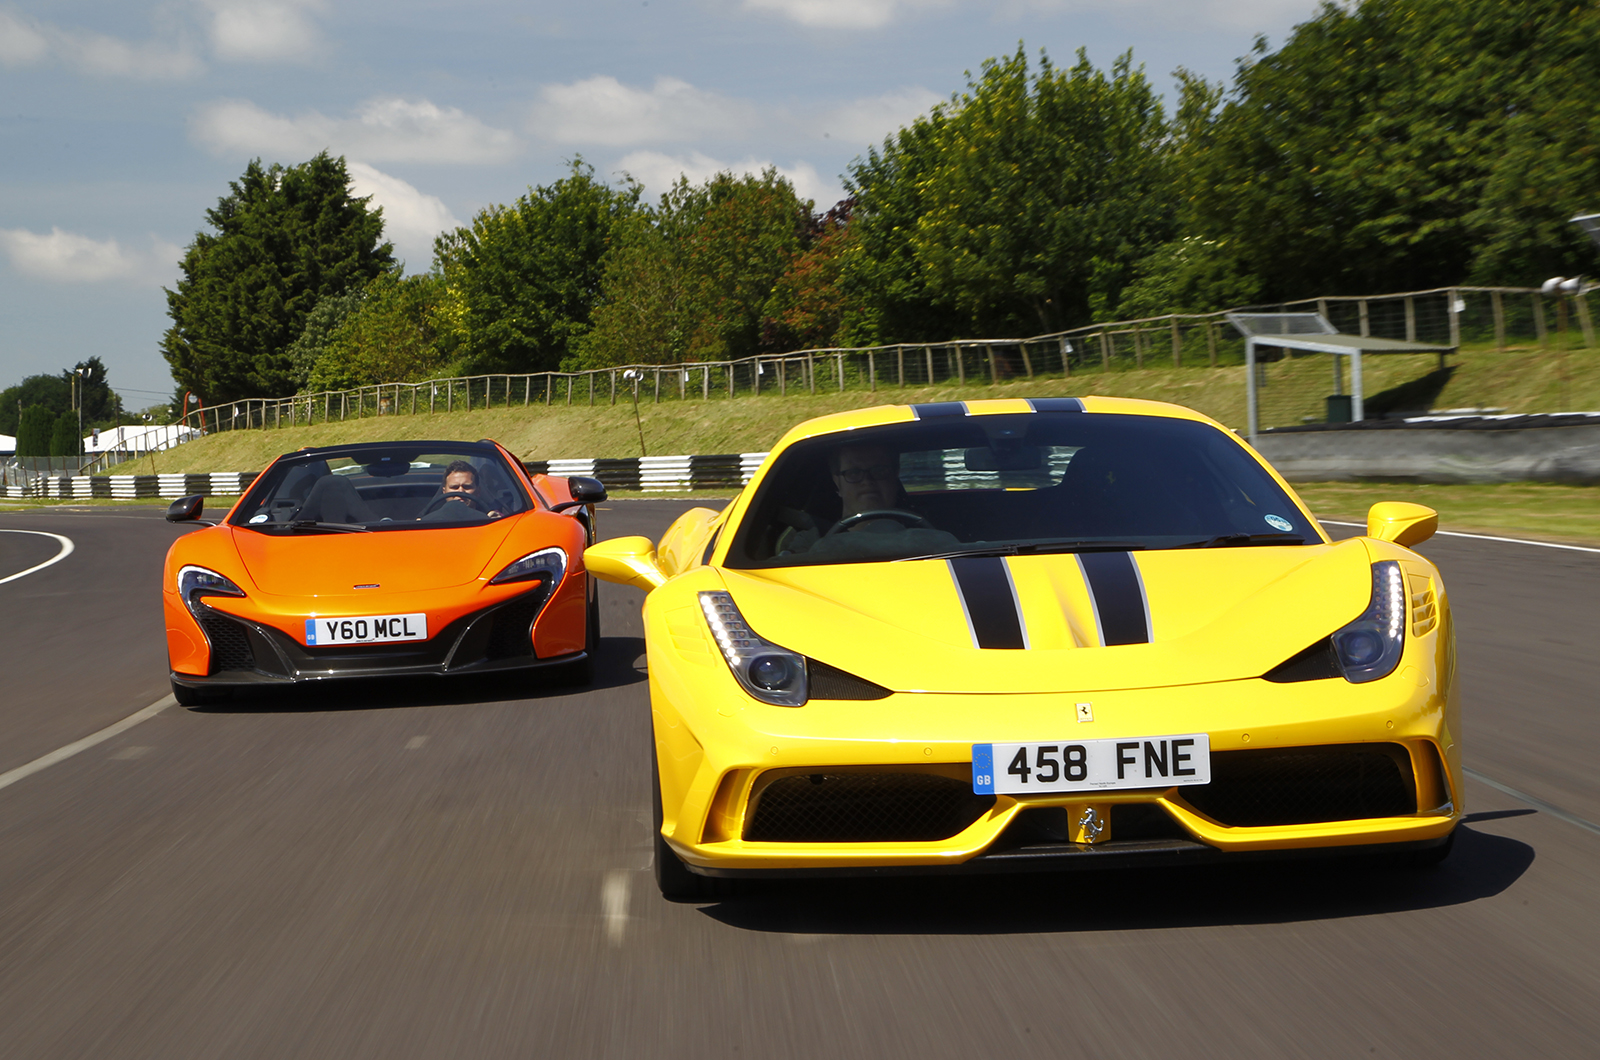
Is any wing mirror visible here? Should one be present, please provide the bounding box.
[584,536,667,592]
[1366,502,1438,547]
[165,494,204,522]
[551,476,608,514]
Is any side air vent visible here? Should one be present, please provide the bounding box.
[1262,637,1342,683]
[1410,577,1437,636]
[806,659,892,700]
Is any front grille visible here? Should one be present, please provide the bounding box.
[483,583,553,659]
[807,659,891,700]
[1181,744,1416,826]
[197,607,255,674]
[744,772,994,842]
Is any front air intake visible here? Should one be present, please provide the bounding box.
[744,772,993,842]
[1180,743,1416,826]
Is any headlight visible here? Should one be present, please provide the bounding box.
[177,564,245,615]
[489,547,566,586]
[1331,560,1405,683]
[698,590,808,706]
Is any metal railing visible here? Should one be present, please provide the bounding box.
[163,284,1594,437]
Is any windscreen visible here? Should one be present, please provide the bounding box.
[229,445,533,532]
[725,412,1315,568]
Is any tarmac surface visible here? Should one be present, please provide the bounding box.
[0,502,1595,1059]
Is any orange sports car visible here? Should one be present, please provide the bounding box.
[163,439,605,705]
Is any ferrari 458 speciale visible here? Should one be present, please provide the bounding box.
[585,398,1460,899]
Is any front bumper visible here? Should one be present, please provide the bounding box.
[171,581,581,689]
[651,661,1463,876]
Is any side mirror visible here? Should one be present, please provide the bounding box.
[1366,502,1438,547]
[552,476,608,513]
[166,494,204,522]
[584,536,667,592]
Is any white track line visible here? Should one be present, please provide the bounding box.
[601,870,631,946]
[0,695,175,794]
[1465,767,1600,839]
[1319,520,1600,555]
[0,530,75,585]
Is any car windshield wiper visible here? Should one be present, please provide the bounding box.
[1178,532,1306,548]
[287,520,371,534]
[894,541,1148,562]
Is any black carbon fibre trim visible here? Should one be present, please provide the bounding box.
[1027,397,1085,413]
[1077,551,1151,645]
[910,402,967,419]
[949,556,1026,649]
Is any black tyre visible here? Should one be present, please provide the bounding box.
[1410,831,1455,868]
[652,753,729,902]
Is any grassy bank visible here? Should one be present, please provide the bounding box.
[115,337,1600,476]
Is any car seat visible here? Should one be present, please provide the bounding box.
[296,473,374,523]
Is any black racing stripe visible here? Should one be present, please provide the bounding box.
[911,401,967,419]
[949,557,1026,649]
[1027,397,1085,413]
[1078,551,1150,646]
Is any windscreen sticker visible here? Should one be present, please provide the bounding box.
[1264,514,1294,533]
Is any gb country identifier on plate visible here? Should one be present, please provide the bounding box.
[305,613,428,646]
[972,734,1211,795]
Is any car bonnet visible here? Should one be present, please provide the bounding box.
[229,518,518,596]
[715,539,1373,694]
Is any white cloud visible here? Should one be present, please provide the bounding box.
[997,0,1314,32]
[191,97,520,164]
[0,10,202,78]
[741,0,951,30]
[200,0,326,63]
[531,75,760,146]
[616,151,844,210]
[347,162,463,268]
[819,86,942,144]
[0,228,182,285]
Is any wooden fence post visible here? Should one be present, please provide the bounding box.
[1577,290,1596,349]
[1170,317,1181,367]
[1100,330,1110,369]
[1492,290,1506,350]
[1358,300,1370,337]
[1207,321,1217,367]
[1405,296,1417,342]
[1534,293,1548,348]
[924,345,934,384]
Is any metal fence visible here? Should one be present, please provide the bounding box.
[157,284,1595,439]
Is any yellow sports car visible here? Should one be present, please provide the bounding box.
[586,397,1460,900]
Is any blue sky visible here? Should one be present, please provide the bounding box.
[0,0,1318,409]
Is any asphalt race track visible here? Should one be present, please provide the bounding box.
[0,502,1596,1059]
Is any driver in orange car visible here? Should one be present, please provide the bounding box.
[439,461,504,519]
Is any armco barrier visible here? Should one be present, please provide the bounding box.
[1253,413,1600,482]
[3,471,257,501]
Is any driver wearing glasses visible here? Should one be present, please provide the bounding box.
[778,443,942,555]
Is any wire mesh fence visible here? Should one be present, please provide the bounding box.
[167,285,1597,439]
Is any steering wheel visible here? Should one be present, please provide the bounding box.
[824,509,933,536]
[420,492,488,517]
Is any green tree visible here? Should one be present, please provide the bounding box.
[162,152,394,403]
[48,411,78,457]
[845,45,1174,339]
[0,375,70,436]
[307,274,450,389]
[763,199,857,350]
[286,287,366,389]
[1179,0,1600,299]
[578,168,812,366]
[15,405,54,456]
[434,159,639,375]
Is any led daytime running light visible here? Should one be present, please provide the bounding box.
[177,564,245,615]
[1331,560,1406,683]
[698,590,808,706]
[489,546,566,585]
